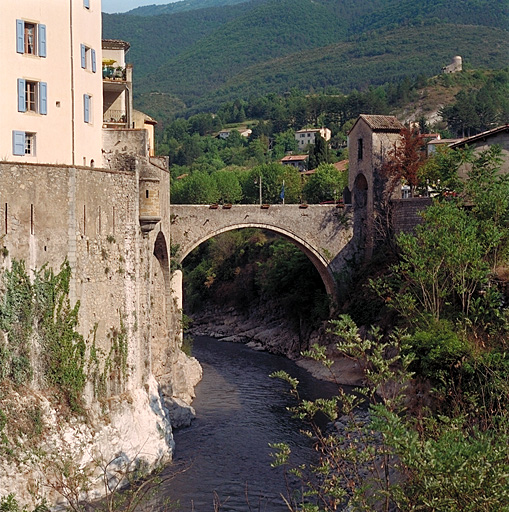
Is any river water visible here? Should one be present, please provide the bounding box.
[156,336,341,512]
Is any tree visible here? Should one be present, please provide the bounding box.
[244,163,287,204]
[382,127,427,197]
[272,129,298,160]
[171,171,219,204]
[212,170,243,204]
[302,163,346,203]
[418,145,468,195]
[308,135,330,170]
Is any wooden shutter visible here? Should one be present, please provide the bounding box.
[16,20,24,53]
[38,25,47,57]
[17,79,26,112]
[81,44,86,68]
[91,49,96,73]
[84,0,90,8]
[12,131,25,156]
[39,82,48,115]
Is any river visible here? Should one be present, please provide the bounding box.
[156,336,342,511]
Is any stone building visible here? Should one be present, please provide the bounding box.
[449,124,509,176]
[347,114,404,257]
[442,55,463,74]
[295,127,332,150]
[0,2,199,505]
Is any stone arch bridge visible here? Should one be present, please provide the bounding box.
[170,204,357,299]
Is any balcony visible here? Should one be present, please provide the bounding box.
[103,65,126,81]
[103,109,128,128]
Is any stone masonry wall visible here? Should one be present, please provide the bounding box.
[391,197,432,234]
[0,161,142,396]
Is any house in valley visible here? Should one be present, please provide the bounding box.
[295,127,331,150]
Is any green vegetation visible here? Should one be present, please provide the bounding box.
[164,69,507,205]
[0,495,48,512]
[269,146,509,510]
[440,69,509,137]
[102,0,509,121]
[127,0,250,16]
[183,230,330,332]
[0,261,86,410]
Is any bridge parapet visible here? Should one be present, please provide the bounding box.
[170,204,356,299]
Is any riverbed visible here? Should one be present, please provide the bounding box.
[156,336,343,511]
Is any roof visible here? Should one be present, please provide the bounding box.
[133,109,157,125]
[349,114,404,134]
[428,138,462,146]
[102,39,131,51]
[296,128,323,134]
[334,160,348,172]
[449,124,509,148]
[307,160,348,174]
[281,155,308,162]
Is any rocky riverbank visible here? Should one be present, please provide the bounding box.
[187,305,364,387]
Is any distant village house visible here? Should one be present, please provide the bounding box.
[295,127,331,150]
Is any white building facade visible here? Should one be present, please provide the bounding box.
[0,0,103,166]
[295,127,332,150]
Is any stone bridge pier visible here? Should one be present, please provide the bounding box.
[169,204,357,304]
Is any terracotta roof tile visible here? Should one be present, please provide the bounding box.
[359,114,404,131]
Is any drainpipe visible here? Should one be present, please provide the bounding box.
[69,0,75,166]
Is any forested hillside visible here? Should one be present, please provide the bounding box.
[102,0,509,122]
[127,0,252,16]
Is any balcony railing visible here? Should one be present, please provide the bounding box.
[103,110,127,124]
[103,66,126,81]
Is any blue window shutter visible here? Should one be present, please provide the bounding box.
[17,79,26,112]
[84,94,90,123]
[13,131,25,155]
[39,82,47,115]
[81,44,86,68]
[84,0,90,8]
[38,25,47,57]
[91,49,96,73]
[16,20,24,53]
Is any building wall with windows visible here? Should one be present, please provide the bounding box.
[0,1,103,166]
[295,127,332,150]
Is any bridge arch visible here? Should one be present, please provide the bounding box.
[179,223,337,298]
[170,204,355,304]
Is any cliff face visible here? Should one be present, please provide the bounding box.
[0,377,173,508]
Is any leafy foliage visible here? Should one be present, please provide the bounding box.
[440,69,509,137]
[382,127,426,197]
[302,164,347,204]
[272,314,509,511]
[183,230,329,329]
[0,261,88,411]
[35,262,86,412]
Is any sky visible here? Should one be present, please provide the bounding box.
[102,0,178,14]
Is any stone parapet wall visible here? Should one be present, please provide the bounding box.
[391,197,432,234]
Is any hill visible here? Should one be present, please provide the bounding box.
[102,0,509,121]
[127,0,252,16]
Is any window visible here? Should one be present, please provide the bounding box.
[16,20,46,57]
[25,23,35,54]
[17,79,47,114]
[84,94,91,123]
[80,45,96,72]
[12,131,36,156]
[357,138,363,160]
